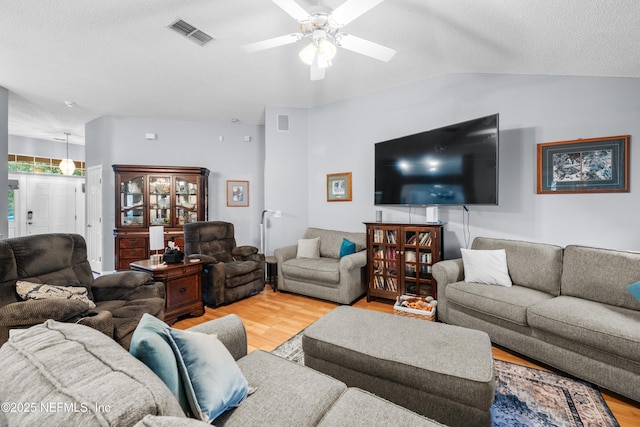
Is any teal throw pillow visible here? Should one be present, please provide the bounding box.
[627,281,640,302]
[129,314,190,414]
[339,238,356,258]
[167,327,249,423]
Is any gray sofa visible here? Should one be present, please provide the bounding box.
[0,315,444,427]
[274,228,367,304]
[433,237,640,402]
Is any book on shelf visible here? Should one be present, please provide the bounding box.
[385,230,397,244]
[385,277,397,292]
[419,232,432,246]
[373,275,397,292]
[406,234,418,245]
[405,250,416,262]
[419,252,432,264]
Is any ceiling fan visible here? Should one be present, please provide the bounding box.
[242,0,396,81]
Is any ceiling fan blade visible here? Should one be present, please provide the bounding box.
[310,57,326,81]
[336,33,396,62]
[242,33,302,53]
[310,65,326,81]
[272,0,310,21]
[331,0,384,26]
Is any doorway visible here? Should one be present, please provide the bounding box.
[9,173,85,238]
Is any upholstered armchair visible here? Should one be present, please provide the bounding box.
[274,227,367,304]
[184,221,265,307]
[0,233,165,349]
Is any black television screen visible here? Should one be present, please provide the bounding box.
[374,114,499,205]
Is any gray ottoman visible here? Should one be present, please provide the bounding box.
[303,306,495,427]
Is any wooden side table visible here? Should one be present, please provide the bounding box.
[130,258,205,325]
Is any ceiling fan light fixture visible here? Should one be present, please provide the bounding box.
[299,42,317,65]
[299,37,336,68]
[317,38,336,61]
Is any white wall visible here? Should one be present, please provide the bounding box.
[264,106,309,255]
[268,73,640,257]
[85,116,264,270]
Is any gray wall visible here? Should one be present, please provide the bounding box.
[266,73,640,256]
[8,135,85,161]
[0,87,8,239]
[263,106,309,255]
[86,115,265,270]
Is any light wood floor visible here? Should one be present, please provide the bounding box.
[173,286,640,426]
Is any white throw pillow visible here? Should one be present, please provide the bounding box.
[296,237,320,259]
[460,248,513,287]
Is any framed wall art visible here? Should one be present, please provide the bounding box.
[327,172,352,202]
[537,135,630,194]
[226,180,249,207]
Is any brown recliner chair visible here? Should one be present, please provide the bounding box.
[0,233,165,349]
[183,221,265,307]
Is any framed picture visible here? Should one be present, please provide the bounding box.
[327,172,352,202]
[226,180,249,207]
[537,136,630,194]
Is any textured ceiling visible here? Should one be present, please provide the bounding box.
[2,0,639,146]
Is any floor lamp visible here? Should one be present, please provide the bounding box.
[260,209,276,254]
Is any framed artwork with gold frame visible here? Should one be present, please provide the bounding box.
[226,180,249,207]
[327,172,352,202]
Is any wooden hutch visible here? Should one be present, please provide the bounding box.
[113,165,209,270]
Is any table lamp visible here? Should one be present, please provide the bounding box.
[149,225,165,265]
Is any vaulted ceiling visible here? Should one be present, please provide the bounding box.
[2,0,639,145]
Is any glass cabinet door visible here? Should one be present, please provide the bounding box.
[120,175,144,226]
[149,176,171,226]
[175,176,198,226]
[403,228,434,296]
[370,226,399,293]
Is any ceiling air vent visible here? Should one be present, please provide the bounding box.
[168,19,214,46]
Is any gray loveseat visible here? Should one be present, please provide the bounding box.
[433,237,640,402]
[0,315,444,427]
[274,228,367,304]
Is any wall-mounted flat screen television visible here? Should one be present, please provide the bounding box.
[374,114,499,206]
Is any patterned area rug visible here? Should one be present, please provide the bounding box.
[272,331,619,427]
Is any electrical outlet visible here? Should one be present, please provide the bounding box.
[274,210,282,218]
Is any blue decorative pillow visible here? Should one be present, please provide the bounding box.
[167,327,249,423]
[339,238,356,258]
[129,314,190,414]
[627,281,640,302]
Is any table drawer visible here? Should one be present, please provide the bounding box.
[119,238,147,249]
[164,263,201,279]
[166,276,199,308]
[120,247,146,259]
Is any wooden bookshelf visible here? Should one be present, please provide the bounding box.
[364,222,444,302]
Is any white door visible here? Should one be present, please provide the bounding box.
[26,181,52,235]
[86,166,103,273]
[24,175,83,236]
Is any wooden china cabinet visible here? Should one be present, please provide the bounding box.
[113,165,209,270]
